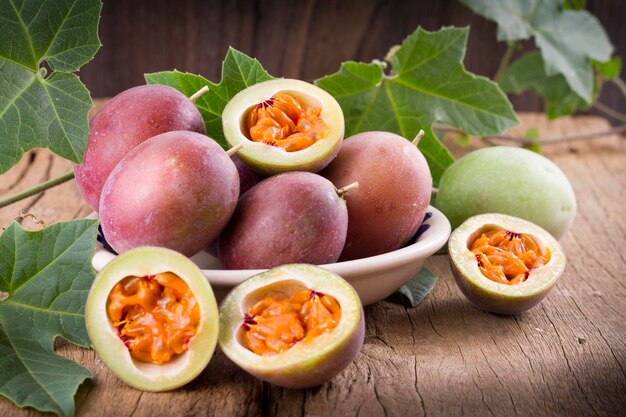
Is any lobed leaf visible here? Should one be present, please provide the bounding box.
[0,219,99,417]
[0,0,101,174]
[316,27,518,184]
[460,0,613,102]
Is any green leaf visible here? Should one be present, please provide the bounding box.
[0,219,99,417]
[460,0,613,102]
[563,0,586,10]
[501,52,589,119]
[523,127,542,153]
[316,27,517,184]
[0,0,102,174]
[395,268,438,307]
[594,57,622,80]
[145,47,274,149]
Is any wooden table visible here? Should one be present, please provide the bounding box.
[0,111,624,417]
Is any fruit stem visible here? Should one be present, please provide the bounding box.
[226,143,244,157]
[189,86,209,103]
[412,129,425,145]
[336,182,359,197]
[0,170,75,209]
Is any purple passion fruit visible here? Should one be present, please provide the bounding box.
[85,247,219,391]
[232,154,263,196]
[222,79,344,175]
[218,172,352,269]
[320,131,432,261]
[435,146,576,239]
[448,213,566,315]
[218,264,365,388]
[75,85,206,212]
[99,131,239,257]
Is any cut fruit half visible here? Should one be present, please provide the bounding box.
[448,213,566,315]
[85,247,219,391]
[222,79,344,175]
[218,264,364,388]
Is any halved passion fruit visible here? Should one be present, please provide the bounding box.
[85,247,219,391]
[222,79,344,175]
[448,214,566,315]
[219,264,364,388]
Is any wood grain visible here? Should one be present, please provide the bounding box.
[0,113,624,416]
[80,0,626,118]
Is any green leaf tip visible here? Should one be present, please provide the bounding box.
[394,267,438,308]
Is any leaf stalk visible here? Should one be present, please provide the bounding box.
[0,170,75,209]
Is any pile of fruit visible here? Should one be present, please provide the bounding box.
[78,79,434,391]
[77,77,577,392]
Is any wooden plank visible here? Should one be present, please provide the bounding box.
[0,113,624,416]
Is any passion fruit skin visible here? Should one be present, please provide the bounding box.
[218,264,365,389]
[232,154,263,196]
[85,247,219,391]
[100,131,239,257]
[222,79,344,175]
[435,146,576,239]
[448,213,566,315]
[75,85,206,212]
[218,172,348,269]
[320,131,432,261]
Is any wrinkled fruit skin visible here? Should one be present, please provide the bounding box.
[321,131,432,261]
[232,154,263,196]
[218,172,348,269]
[435,147,576,239]
[448,213,566,315]
[100,131,239,257]
[218,264,365,388]
[75,85,206,211]
[85,247,219,391]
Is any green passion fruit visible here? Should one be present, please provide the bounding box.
[75,85,206,212]
[219,264,365,388]
[448,213,566,315]
[85,247,219,391]
[222,79,344,175]
[435,146,576,239]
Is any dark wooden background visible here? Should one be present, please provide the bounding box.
[80,0,626,122]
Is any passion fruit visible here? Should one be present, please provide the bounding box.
[435,146,576,239]
[75,85,206,212]
[222,79,344,175]
[320,131,432,261]
[218,172,353,269]
[85,247,219,391]
[218,264,365,388]
[448,213,566,315]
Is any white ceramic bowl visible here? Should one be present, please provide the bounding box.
[92,205,450,305]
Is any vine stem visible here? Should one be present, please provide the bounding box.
[432,124,626,145]
[493,41,518,84]
[0,170,75,209]
[611,78,626,101]
[592,101,626,123]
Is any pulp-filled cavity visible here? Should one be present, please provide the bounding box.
[245,93,329,152]
[107,272,200,364]
[241,289,341,356]
[470,229,551,285]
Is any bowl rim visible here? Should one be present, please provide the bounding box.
[92,205,451,286]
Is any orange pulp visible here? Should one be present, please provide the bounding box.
[107,273,200,364]
[241,289,341,356]
[470,230,551,285]
[246,93,329,151]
